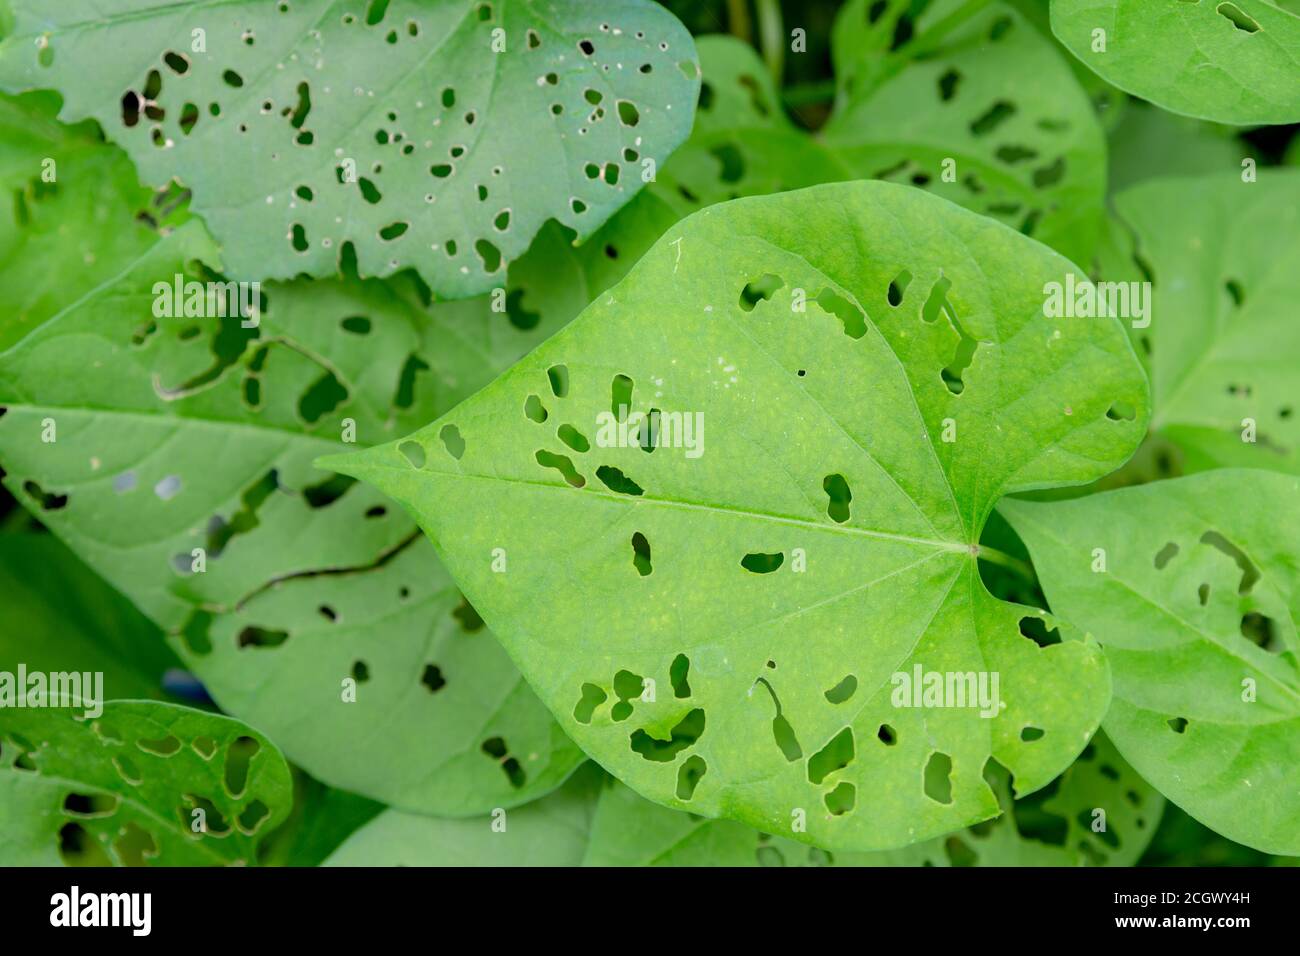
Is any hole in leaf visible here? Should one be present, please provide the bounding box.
[824,675,857,704]
[670,654,691,698]
[440,424,465,460]
[807,727,854,785]
[574,683,608,723]
[399,441,425,468]
[823,474,852,523]
[741,551,784,574]
[631,531,652,576]
[676,755,706,800]
[630,709,705,762]
[536,449,584,487]
[739,274,784,311]
[421,664,446,693]
[923,752,953,804]
[1154,542,1179,569]
[596,465,644,496]
[824,782,855,815]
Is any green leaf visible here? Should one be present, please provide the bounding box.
[0,534,180,700]
[322,762,604,866]
[1107,104,1247,194]
[1113,170,1300,475]
[0,699,292,865]
[824,0,1108,264]
[0,0,700,297]
[582,731,1162,866]
[326,180,1150,851]
[254,772,384,867]
[1050,0,1300,125]
[0,106,583,815]
[1001,470,1300,855]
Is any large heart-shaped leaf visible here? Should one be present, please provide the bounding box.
[326,181,1150,851]
[582,731,1162,866]
[0,0,699,297]
[1050,0,1300,125]
[1113,170,1300,474]
[0,700,292,865]
[0,96,583,815]
[323,762,604,866]
[1002,470,1300,855]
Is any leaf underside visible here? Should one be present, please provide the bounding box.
[0,0,700,297]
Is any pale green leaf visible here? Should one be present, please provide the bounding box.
[322,762,604,866]
[824,0,1108,264]
[0,0,700,297]
[1114,170,1300,474]
[0,105,583,815]
[0,699,292,865]
[326,181,1150,851]
[1002,470,1300,855]
[1050,0,1300,125]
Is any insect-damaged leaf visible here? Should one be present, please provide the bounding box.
[1109,170,1300,476]
[0,99,583,816]
[325,181,1150,851]
[0,0,699,297]
[1050,0,1300,125]
[582,732,1162,866]
[1002,471,1300,855]
[0,700,292,866]
[824,0,1108,265]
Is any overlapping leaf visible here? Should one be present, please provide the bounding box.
[323,762,604,866]
[0,0,700,296]
[1110,170,1300,475]
[825,0,1108,263]
[1002,471,1300,855]
[327,181,1150,850]
[1050,0,1300,125]
[0,700,292,865]
[0,97,584,815]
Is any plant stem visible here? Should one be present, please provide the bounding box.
[755,0,784,85]
[975,544,1037,585]
[726,0,752,44]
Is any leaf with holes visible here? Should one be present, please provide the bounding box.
[582,731,1162,866]
[324,180,1151,851]
[1106,170,1300,475]
[822,0,1107,264]
[322,762,604,865]
[0,700,291,865]
[1002,470,1300,855]
[0,0,699,297]
[1050,0,1300,125]
[0,112,583,815]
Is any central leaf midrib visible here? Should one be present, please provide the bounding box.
[369,461,969,553]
